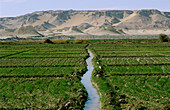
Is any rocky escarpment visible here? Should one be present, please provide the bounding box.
[0,9,169,30]
[0,9,170,38]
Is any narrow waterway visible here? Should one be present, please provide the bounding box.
[81,50,100,110]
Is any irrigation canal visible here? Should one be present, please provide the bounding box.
[81,50,100,110]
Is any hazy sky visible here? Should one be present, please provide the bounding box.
[0,0,170,17]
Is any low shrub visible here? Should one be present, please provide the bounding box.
[44,39,53,44]
[158,34,169,42]
[73,39,90,44]
[53,39,69,44]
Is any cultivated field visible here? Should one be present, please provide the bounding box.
[0,44,88,109]
[89,43,170,109]
[0,41,169,109]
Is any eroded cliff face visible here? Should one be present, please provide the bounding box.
[0,9,170,30]
[0,9,170,38]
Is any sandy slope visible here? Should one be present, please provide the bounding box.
[124,29,170,35]
[83,26,120,35]
[0,9,170,38]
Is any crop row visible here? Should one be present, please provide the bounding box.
[0,58,86,67]
[90,46,170,51]
[0,49,86,53]
[93,48,170,51]
[0,44,88,50]
[100,57,170,65]
[28,51,87,53]
[30,49,87,52]
[96,51,170,55]
[97,52,169,57]
[0,77,87,109]
[90,43,170,47]
[0,51,20,55]
[0,50,87,53]
[0,67,86,76]
[103,65,169,75]
[9,53,88,58]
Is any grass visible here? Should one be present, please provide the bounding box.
[106,76,169,109]
[0,41,169,109]
[0,67,86,76]
[90,43,170,109]
[0,44,88,109]
[0,77,87,109]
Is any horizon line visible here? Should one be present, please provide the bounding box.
[1,8,170,18]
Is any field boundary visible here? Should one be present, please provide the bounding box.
[0,74,69,78]
[106,63,170,66]
[104,73,170,76]
[0,50,31,59]
[0,65,85,68]
[100,56,170,57]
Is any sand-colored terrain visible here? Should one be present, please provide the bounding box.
[0,9,170,39]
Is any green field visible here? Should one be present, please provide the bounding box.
[89,43,170,109]
[0,41,170,109]
[0,44,88,109]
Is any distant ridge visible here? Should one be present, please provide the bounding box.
[16,26,43,37]
[0,9,170,37]
[0,9,169,30]
[34,22,56,30]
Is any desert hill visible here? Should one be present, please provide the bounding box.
[84,25,124,35]
[62,26,87,35]
[0,9,170,38]
[17,26,40,34]
[34,22,56,30]
[16,26,43,37]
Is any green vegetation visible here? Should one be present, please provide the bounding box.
[44,39,54,44]
[0,78,86,109]
[89,43,170,109]
[0,44,88,109]
[158,34,169,42]
[0,39,91,44]
[0,41,170,109]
